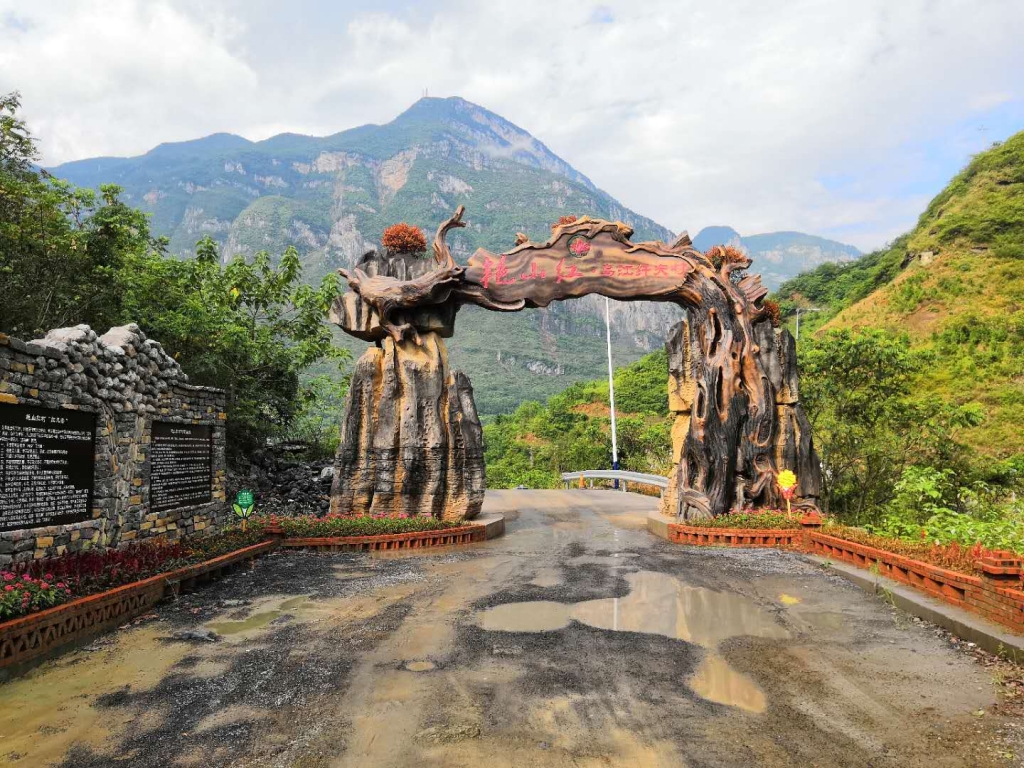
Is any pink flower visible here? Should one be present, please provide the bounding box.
[2,572,13,581]
[44,573,53,581]
[4,585,12,592]
[39,582,49,590]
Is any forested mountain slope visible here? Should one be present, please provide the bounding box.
[776,131,1024,456]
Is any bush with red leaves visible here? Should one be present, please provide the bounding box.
[382,223,427,254]
[761,299,782,327]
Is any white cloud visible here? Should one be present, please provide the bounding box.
[1,0,1022,251]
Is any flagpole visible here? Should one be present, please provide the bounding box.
[605,297,620,488]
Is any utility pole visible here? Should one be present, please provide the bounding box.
[604,297,619,488]
[795,307,822,340]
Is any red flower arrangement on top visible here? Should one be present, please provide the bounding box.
[704,245,747,270]
[382,223,427,254]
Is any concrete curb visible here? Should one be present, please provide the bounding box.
[472,511,506,540]
[810,555,1024,657]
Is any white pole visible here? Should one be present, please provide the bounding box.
[604,297,619,484]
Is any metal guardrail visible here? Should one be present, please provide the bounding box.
[561,470,669,496]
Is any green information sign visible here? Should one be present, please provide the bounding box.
[233,489,255,529]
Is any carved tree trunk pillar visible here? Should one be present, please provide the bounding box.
[330,332,485,520]
[663,307,823,519]
[661,319,695,518]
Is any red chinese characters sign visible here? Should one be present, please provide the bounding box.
[463,227,700,308]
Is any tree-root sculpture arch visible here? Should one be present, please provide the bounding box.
[330,206,821,521]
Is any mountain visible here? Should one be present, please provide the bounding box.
[692,226,860,291]
[51,96,691,416]
[775,131,1024,457]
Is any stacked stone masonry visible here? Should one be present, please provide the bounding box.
[0,324,228,564]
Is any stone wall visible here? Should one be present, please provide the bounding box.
[0,324,228,564]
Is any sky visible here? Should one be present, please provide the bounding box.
[1,0,1023,251]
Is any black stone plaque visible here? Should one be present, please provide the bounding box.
[0,402,97,532]
[151,421,212,512]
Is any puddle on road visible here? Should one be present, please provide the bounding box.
[689,653,766,713]
[476,571,787,712]
[529,567,564,588]
[479,601,572,632]
[206,596,310,636]
[405,661,436,672]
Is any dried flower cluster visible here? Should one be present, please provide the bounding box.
[552,215,578,231]
[704,245,747,270]
[382,222,427,254]
[761,299,782,327]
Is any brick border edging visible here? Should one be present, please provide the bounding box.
[0,540,275,675]
[275,524,486,551]
[655,512,1024,635]
[669,524,804,548]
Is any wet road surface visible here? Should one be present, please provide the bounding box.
[0,490,1019,767]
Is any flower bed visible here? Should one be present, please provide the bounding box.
[0,540,274,675]
[271,513,484,552]
[273,513,468,538]
[820,524,1000,577]
[2,526,270,623]
[667,508,810,548]
[691,508,804,530]
[281,525,485,552]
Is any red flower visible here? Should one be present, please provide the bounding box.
[569,238,591,256]
[4,585,12,592]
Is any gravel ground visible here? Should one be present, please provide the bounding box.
[1,489,1022,767]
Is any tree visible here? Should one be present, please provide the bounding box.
[121,236,347,456]
[799,328,980,523]
[1,92,165,337]
[0,91,348,459]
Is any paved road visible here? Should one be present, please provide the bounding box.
[1,490,1019,767]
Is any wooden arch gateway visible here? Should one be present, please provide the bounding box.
[329,206,822,522]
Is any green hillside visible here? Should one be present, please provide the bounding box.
[775,131,1024,458]
[484,350,673,488]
